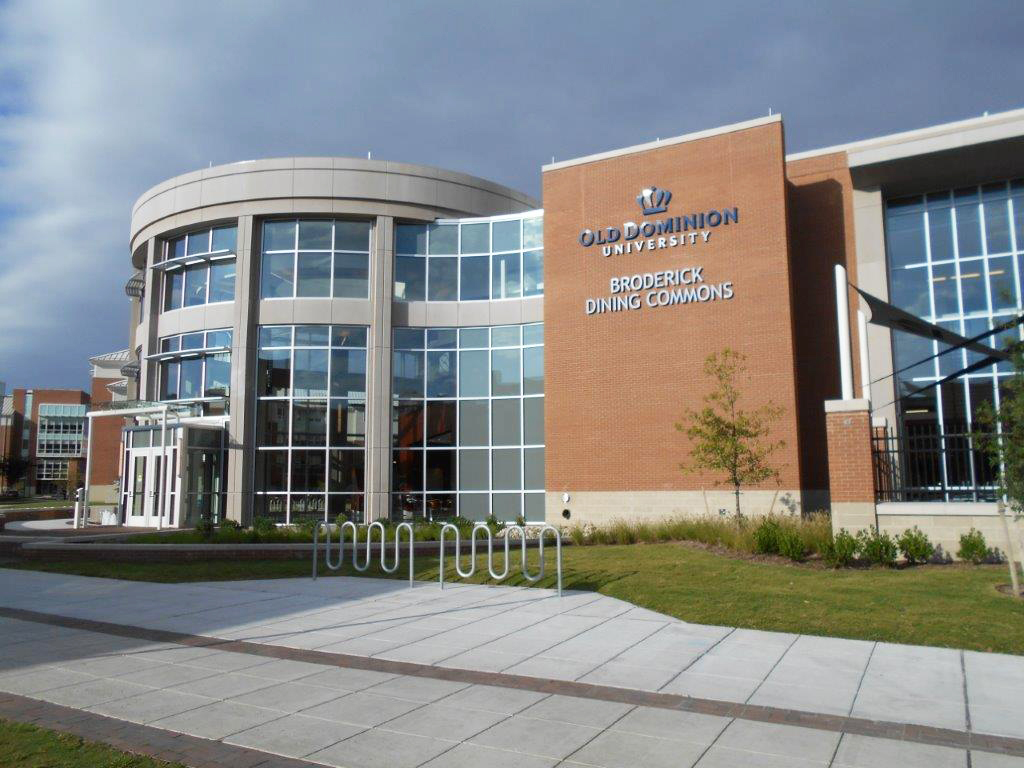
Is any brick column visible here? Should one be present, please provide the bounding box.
[824,399,877,534]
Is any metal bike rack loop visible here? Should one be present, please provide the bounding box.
[439,523,562,596]
[313,520,415,588]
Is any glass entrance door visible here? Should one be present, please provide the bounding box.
[122,429,181,528]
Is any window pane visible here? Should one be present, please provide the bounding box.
[524,493,544,521]
[958,264,987,315]
[181,332,204,350]
[524,448,544,488]
[168,237,186,261]
[460,255,489,300]
[523,250,543,296]
[184,264,208,307]
[160,361,179,400]
[258,400,289,446]
[523,347,543,394]
[396,224,427,254]
[459,450,488,491]
[394,328,424,349]
[927,209,954,262]
[427,328,457,349]
[186,229,210,255]
[262,252,294,298]
[329,400,366,447]
[392,350,424,397]
[427,350,457,397]
[492,449,520,490]
[460,223,489,253]
[426,494,455,519]
[292,400,327,446]
[491,349,520,395]
[426,401,455,446]
[209,260,235,302]
[203,353,230,397]
[459,400,488,446]
[259,326,292,347]
[164,271,183,311]
[256,451,288,492]
[395,256,425,301]
[258,349,291,396]
[329,450,364,492]
[335,221,371,251]
[459,328,489,348]
[330,349,366,398]
[459,350,488,396]
[886,212,925,268]
[291,450,326,492]
[393,402,424,448]
[931,262,958,317]
[492,219,520,251]
[492,399,520,445]
[334,253,368,298]
[295,325,329,346]
[524,397,544,444]
[989,256,1016,311]
[492,493,520,522]
[207,329,232,347]
[523,217,542,250]
[428,224,457,254]
[956,203,983,257]
[393,450,423,492]
[298,220,332,249]
[491,252,520,299]
[296,253,331,297]
[179,358,203,399]
[492,326,519,346]
[426,450,456,491]
[459,493,488,520]
[211,226,236,252]
[293,349,328,397]
[263,221,295,251]
[889,267,930,317]
[332,326,367,347]
[984,198,1011,253]
[428,257,458,301]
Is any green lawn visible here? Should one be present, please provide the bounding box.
[0,719,183,768]
[8,542,1023,655]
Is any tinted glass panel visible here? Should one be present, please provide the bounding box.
[395,256,425,301]
[428,257,458,301]
[296,253,331,297]
[460,255,489,300]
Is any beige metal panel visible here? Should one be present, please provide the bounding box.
[488,300,523,326]
[292,169,333,198]
[257,299,295,325]
[291,300,334,325]
[457,302,489,325]
[424,302,458,326]
[331,170,387,200]
[522,297,544,323]
[330,299,373,325]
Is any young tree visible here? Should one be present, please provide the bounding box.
[676,349,785,518]
[975,342,1024,518]
[0,455,28,492]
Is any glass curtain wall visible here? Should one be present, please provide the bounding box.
[161,225,237,311]
[260,219,371,300]
[391,323,544,522]
[394,213,543,302]
[156,330,232,404]
[254,324,368,523]
[885,178,1024,498]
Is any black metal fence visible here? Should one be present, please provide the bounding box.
[872,423,999,502]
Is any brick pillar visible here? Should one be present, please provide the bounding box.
[824,399,877,534]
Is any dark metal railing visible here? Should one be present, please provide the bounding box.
[872,422,999,502]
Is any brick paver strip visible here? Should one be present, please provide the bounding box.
[3,605,1023,759]
[0,691,320,768]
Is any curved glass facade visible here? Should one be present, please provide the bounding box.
[391,323,544,522]
[159,225,237,311]
[394,212,543,302]
[156,329,232,403]
[253,324,368,523]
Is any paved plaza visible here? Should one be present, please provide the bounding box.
[0,568,1022,767]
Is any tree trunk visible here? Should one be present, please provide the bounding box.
[734,485,741,519]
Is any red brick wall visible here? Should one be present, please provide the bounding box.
[825,408,875,503]
[88,378,122,487]
[542,121,803,492]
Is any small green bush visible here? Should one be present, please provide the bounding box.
[195,517,214,539]
[777,529,806,562]
[752,518,782,554]
[293,516,320,536]
[220,519,242,531]
[822,528,860,568]
[251,516,277,538]
[957,528,991,564]
[857,528,898,567]
[897,527,935,564]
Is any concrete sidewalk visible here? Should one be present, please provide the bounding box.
[0,568,1022,767]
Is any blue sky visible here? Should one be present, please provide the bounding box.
[0,0,1022,391]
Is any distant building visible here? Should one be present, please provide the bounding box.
[87,350,134,503]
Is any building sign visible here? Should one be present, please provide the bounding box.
[582,187,737,315]
[578,186,740,257]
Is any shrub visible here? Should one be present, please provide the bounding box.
[822,528,860,568]
[957,528,991,564]
[220,519,242,531]
[251,516,277,538]
[752,518,782,554]
[195,517,214,539]
[293,516,321,537]
[897,527,935,564]
[857,528,898,567]
[777,529,806,562]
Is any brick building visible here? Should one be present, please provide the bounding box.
[89,108,1024,527]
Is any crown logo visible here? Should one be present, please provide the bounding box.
[637,186,671,215]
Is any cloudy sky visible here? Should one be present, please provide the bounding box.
[0,0,1021,391]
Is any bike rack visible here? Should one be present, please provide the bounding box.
[313,520,415,588]
[439,523,562,596]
